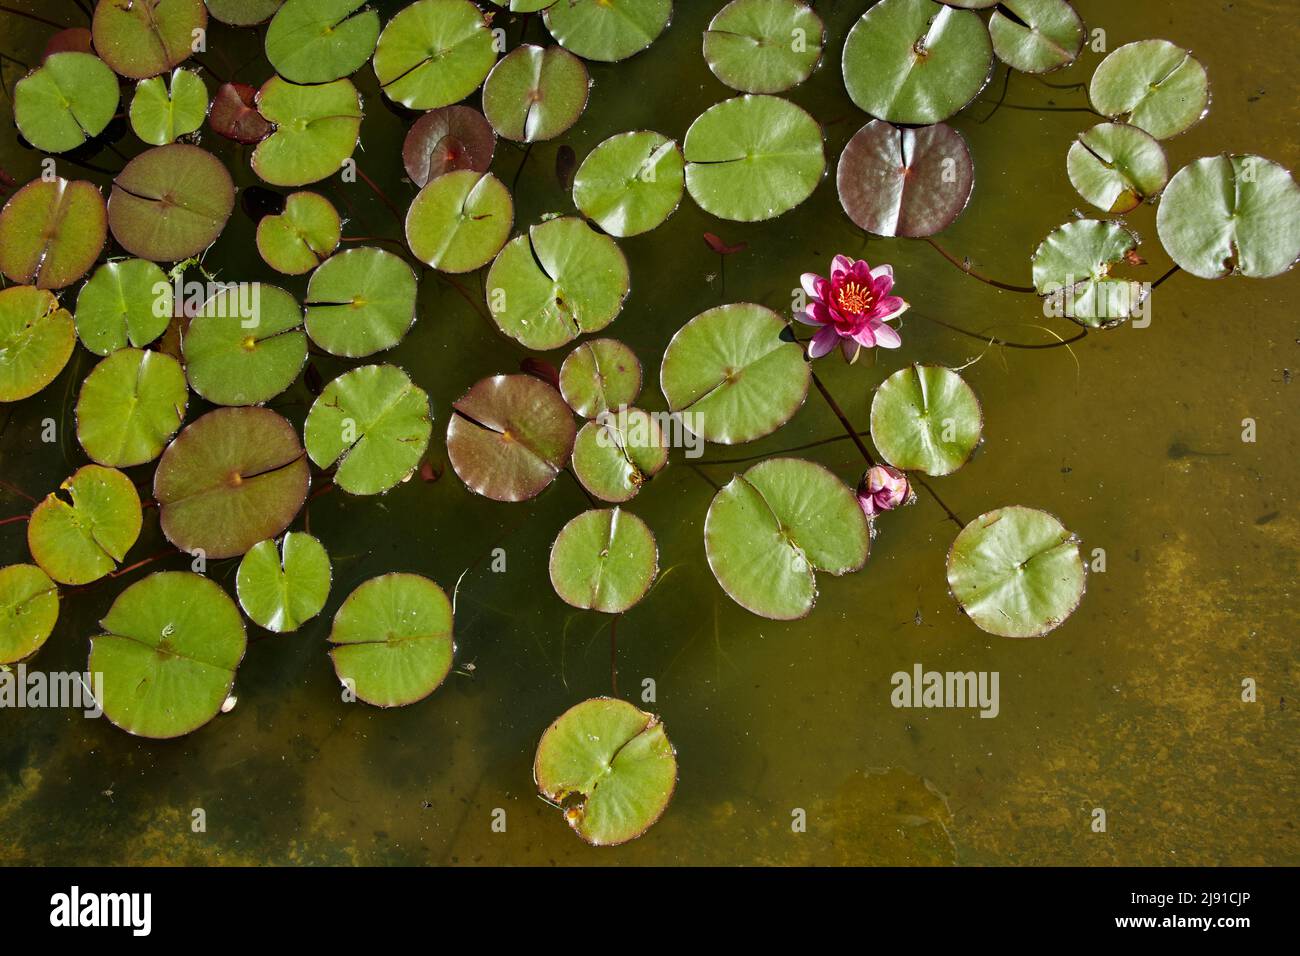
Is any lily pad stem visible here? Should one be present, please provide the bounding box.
[911,310,1089,350]
[922,237,1036,293]
[0,5,68,29]
[1152,264,1181,289]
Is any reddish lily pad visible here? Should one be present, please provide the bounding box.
[209,82,272,144]
[0,564,59,665]
[108,145,235,262]
[28,465,142,586]
[402,106,497,188]
[482,44,590,144]
[92,0,209,80]
[0,286,76,403]
[0,178,107,290]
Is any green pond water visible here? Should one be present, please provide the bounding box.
[1,0,1297,865]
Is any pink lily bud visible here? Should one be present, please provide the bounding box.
[857,465,910,517]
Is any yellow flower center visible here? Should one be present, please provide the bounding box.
[835,280,873,315]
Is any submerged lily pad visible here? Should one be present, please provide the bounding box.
[1031,219,1145,327]
[0,286,76,403]
[703,0,825,94]
[405,170,513,273]
[14,52,119,153]
[837,119,974,238]
[154,407,309,559]
[236,532,332,633]
[543,0,672,63]
[1067,123,1168,214]
[252,77,363,187]
[75,259,174,356]
[129,68,209,145]
[183,283,307,406]
[0,564,59,665]
[446,374,577,502]
[559,337,642,418]
[549,507,658,613]
[209,81,272,144]
[0,178,107,290]
[482,44,590,143]
[90,571,246,739]
[571,409,668,503]
[573,131,685,237]
[372,0,497,110]
[92,0,208,80]
[988,0,1084,74]
[109,144,235,262]
[28,465,142,586]
[205,0,283,25]
[329,573,454,708]
[843,0,992,124]
[946,506,1085,638]
[870,364,982,476]
[304,247,418,357]
[1089,40,1208,140]
[683,95,824,222]
[660,303,809,445]
[402,106,497,187]
[1156,155,1300,280]
[256,191,341,275]
[76,348,188,467]
[304,364,432,496]
[485,217,630,350]
[265,0,379,84]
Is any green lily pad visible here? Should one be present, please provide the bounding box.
[304,247,418,357]
[559,337,642,418]
[683,95,824,222]
[703,0,825,94]
[265,0,379,84]
[92,0,208,80]
[549,507,658,613]
[482,44,589,143]
[108,144,235,262]
[304,364,432,496]
[446,373,577,502]
[205,0,283,25]
[1156,155,1300,280]
[842,0,992,124]
[485,217,630,351]
[154,407,310,559]
[129,68,209,145]
[251,77,363,187]
[542,0,672,63]
[75,259,173,356]
[869,364,982,476]
[0,565,59,665]
[76,348,188,467]
[0,286,76,403]
[89,571,246,739]
[14,52,119,153]
[1031,219,1145,327]
[27,465,142,586]
[183,283,307,406]
[1066,122,1169,214]
[571,409,668,503]
[402,105,497,187]
[405,170,513,273]
[837,119,974,238]
[328,573,454,708]
[0,178,107,290]
[704,457,870,620]
[1089,39,1208,140]
[940,0,998,6]
[573,131,685,237]
[235,532,332,633]
[659,303,809,445]
[488,0,554,11]
[372,0,497,110]
[988,0,1084,74]
[946,506,1086,638]
[255,191,342,275]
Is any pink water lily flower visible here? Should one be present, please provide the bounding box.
[798,255,908,361]
[856,465,911,518]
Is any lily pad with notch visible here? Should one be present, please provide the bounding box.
[14,52,119,154]
[559,337,642,418]
[108,144,235,262]
[0,564,59,666]
[209,81,272,144]
[482,44,590,144]
[403,106,497,187]
[573,131,685,238]
[304,247,418,357]
[183,283,308,406]
[92,0,208,80]
[1067,122,1168,214]
[251,77,363,187]
[703,0,825,94]
[542,0,672,63]
[129,68,209,145]
[76,347,188,467]
[988,0,1084,75]
[265,0,380,84]
[405,170,513,273]
[571,409,668,503]
[1088,39,1209,141]
[869,364,982,476]
[548,507,659,613]
[76,259,173,356]
[372,0,497,110]
[27,465,142,586]
[1031,219,1146,327]
[236,532,332,633]
[205,0,284,25]
[0,178,107,290]
[256,191,342,275]
[0,286,76,403]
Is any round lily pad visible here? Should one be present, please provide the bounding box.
[76,348,188,467]
[1067,122,1168,214]
[543,0,672,63]
[988,0,1084,74]
[304,247,418,357]
[27,465,142,586]
[1089,39,1208,140]
[129,68,209,145]
[402,105,497,187]
[1156,155,1300,280]
[572,409,668,503]
[14,52,119,153]
[252,77,363,187]
[946,506,1086,638]
[842,0,992,125]
[870,364,982,476]
[559,338,642,418]
[405,170,513,273]
[256,191,341,275]
[837,119,974,238]
[93,0,207,80]
[209,81,272,144]
[183,283,307,406]
[154,407,310,559]
[0,286,76,403]
[0,178,107,290]
[372,0,497,110]
[265,0,379,84]
[485,217,630,350]
[205,0,284,25]
[109,144,235,262]
[573,131,685,237]
[89,571,246,739]
[488,0,554,11]
[75,259,173,356]
[659,303,809,445]
[704,457,869,620]
[484,44,589,146]
[446,374,577,502]
[703,0,825,94]
[549,507,658,613]
[329,573,454,708]
[683,95,824,222]
[304,364,432,496]
[235,532,332,633]
[0,565,59,666]
[44,27,95,59]
[1031,219,1145,327]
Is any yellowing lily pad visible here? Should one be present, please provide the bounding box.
[27,465,142,586]
[92,0,208,80]
[1067,122,1169,214]
[0,564,59,665]
[0,178,107,290]
[0,285,76,403]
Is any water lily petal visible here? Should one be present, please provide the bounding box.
[869,263,893,282]
[872,322,902,349]
[851,325,877,348]
[871,271,894,298]
[800,272,825,299]
[831,255,854,279]
[808,325,840,358]
[872,296,908,322]
[799,301,830,326]
[850,259,873,282]
[841,337,860,363]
